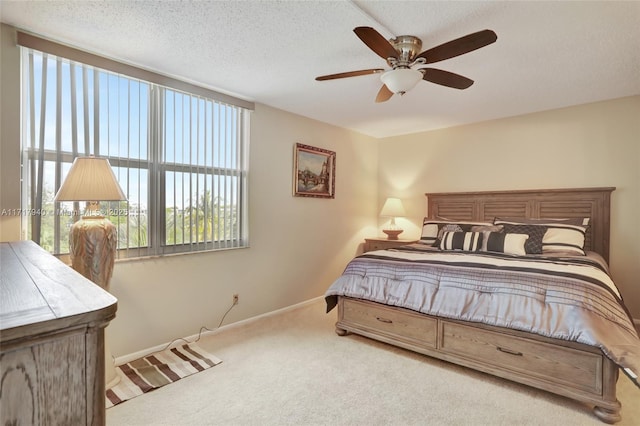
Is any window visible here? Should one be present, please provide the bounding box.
[20,36,251,258]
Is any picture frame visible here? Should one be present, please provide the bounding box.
[293,143,336,199]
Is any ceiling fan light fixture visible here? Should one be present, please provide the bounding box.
[380,69,423,95]
[315,27,497,102]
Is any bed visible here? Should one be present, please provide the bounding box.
[325,187,640,423]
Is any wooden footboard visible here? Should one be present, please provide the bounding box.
[335,296,621,423]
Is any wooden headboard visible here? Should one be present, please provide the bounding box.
[425,187,615,262]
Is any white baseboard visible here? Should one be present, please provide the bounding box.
[114,295,324,365]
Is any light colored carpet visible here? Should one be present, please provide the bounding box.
[107,298,639,425]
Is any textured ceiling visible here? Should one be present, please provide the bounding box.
[2,1,639,138]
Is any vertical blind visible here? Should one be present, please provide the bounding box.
[21,42,250,257]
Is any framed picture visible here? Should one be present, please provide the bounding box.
[293,143,336,198]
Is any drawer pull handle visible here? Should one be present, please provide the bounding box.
[497,346,523,356]
[376,316,393,324]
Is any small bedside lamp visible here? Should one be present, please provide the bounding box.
[54,155,127,389]
[380,197,406,240]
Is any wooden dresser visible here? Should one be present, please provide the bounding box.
[0,241,117,426]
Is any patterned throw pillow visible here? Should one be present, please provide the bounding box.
[541,225,588,255]
[500,224,547,254]
[471,225,504,252]
[438,224,464,239]
[494,217,589,256]
[439,231,482,251]
[420,218,492,246]
[482,232,529,256]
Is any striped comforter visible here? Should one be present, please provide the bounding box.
[325,244,640,387]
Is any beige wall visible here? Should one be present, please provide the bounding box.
[106,104,378,356]
[0,24,379,356]
[378,96,640,318]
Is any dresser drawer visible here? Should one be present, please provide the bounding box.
[440,321,603,394]
[340,298,437,349]
[367,241,389,251]
[364,239,418,252]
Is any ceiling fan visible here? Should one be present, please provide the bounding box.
[315,27,497,103]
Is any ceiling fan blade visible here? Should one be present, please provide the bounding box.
[353,27,399,61]
[375,84,394,103]
[416,29,497,64]
[421,68,474,89]
[315,69,384,81]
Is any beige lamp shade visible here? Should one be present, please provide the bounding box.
[380,198,406,240]
[54,156,126,202]
[380,197,406,218]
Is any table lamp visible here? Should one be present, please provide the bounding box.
[54,155,126,389]
[380,197,406,240]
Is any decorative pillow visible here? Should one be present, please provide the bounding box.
[420,218,493,246]
[499,224,547,254]
[471,225,504,251]
[439,231,483,252]
[494,217,589,255]
[542,225,589,255]
[438,223,464,239]
[482,232,529,256]
[420,221,441,245]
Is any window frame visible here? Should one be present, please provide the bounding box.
[19,33,252,258]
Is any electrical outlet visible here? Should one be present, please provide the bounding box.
[232,294,239,305]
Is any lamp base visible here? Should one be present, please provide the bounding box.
[383,229,403,240]
[69,216,117,291]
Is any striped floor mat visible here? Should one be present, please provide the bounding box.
[106,343,222,408]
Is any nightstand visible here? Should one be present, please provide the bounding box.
[364,237,418,253]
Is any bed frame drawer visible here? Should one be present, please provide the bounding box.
[339,298,437,349]
[440,321,604,394]
[335,296,621,423]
